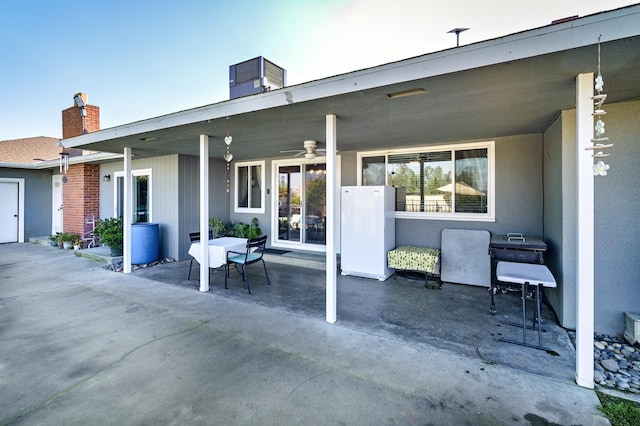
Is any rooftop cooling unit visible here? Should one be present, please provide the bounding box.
[229,56,286,99]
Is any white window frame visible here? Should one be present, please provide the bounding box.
[357,141,495,222]
[113,168,153,223]
[234,160,265,214]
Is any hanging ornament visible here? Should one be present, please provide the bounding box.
[587,35,613,175]
[594,119,605,137]
[593,160,610,176]
[224,118,233,193]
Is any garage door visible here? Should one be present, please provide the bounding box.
[0,181,19,243]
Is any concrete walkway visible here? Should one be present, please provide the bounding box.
[1,243,609,425]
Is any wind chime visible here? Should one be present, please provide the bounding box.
[59,151,69,174]
[587,35,613,176]
[224,118,233,193]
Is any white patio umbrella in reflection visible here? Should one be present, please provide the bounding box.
[437,181,485,196]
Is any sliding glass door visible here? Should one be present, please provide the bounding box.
[275,161,326,247]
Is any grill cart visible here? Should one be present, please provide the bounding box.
[488,233,547,315]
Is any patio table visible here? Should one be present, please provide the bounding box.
[496,261,556,351]
[188,237,248,270]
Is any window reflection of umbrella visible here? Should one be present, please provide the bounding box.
[437,181,485,196]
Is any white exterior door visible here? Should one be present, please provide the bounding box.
[52,175,63,233]
[0,181,19,243]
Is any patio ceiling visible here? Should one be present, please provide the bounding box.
[64,22,640,162]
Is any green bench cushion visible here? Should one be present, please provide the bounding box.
[387,246,440,274]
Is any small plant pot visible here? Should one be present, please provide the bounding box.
[74,245,81,251]
[63,241,73,250]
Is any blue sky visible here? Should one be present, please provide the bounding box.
[0,0,635,141]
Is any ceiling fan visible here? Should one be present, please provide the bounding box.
[280,140,325,160]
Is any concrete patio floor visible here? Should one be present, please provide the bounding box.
[1,242,607,425]
[133,248,577,383]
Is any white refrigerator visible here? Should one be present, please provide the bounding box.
[340,186,395,281]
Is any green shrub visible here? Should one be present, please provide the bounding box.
[94,216,123,253]
[209,217,261,239]
[209,217,232,238]
[57,232,78,243]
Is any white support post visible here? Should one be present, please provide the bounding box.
[326,114,337,324]
[199,134,210,292]
[575,72,595,389]
[123,147,132,274]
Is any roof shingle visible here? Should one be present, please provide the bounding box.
[0,136,61,164]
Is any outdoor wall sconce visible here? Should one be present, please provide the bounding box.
[103,174,111,182]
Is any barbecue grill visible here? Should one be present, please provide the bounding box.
[488,233,547,315]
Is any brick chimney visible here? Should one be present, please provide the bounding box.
[61,92,101,244]
[61,93,100,139]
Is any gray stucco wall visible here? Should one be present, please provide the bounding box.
[544,100,640,334]
[246,135,544,254]
[0,168,53,239]
[379,134,544,250]
[592,100,640,334]
[543,111,576,329]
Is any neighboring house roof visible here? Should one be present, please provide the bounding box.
[0,136,61,164]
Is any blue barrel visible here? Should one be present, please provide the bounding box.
[131,223,159,264]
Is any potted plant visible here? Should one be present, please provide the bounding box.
[72,234,81,251]
[58,232,77,250]
[94,216,123,256]
[49,234,59,247]
[209,217,231,238]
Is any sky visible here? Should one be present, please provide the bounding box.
[0,0,636,141]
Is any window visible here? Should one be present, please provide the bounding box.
[358,142,494,221]
[235,161,265,213]
[114,169,152,223]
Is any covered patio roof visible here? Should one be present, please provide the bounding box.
[63,5,640,159]
[60,5,640,390]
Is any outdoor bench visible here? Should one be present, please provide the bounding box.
[387,246,441,289]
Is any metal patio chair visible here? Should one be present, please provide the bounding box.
[224,235,270,295]
[187,230,213,281]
